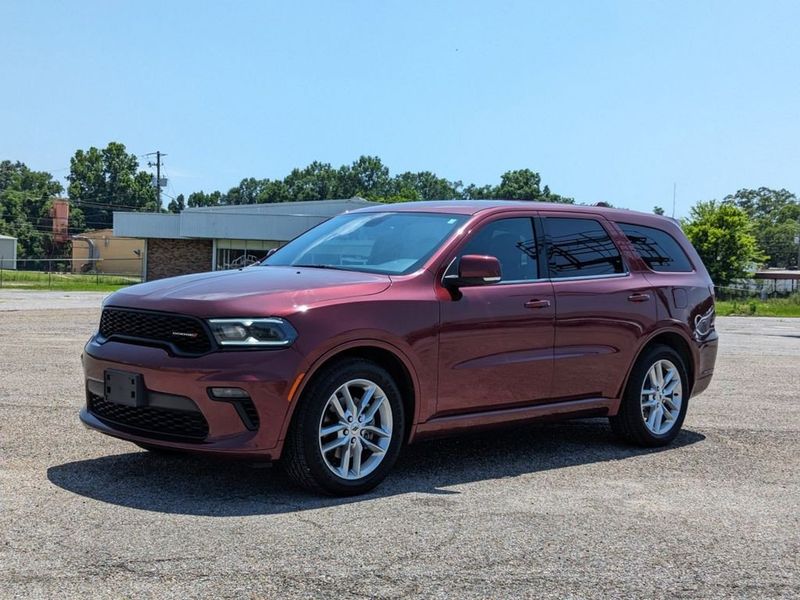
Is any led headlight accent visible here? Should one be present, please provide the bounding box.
[208,318,297,347]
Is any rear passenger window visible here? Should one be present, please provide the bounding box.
[457,217,538,281]
[544,218,625,278]
[618,223,694,272]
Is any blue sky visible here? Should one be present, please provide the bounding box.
[2,1,798,215]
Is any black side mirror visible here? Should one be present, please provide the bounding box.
[444,254,502,288]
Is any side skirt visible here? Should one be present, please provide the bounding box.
[412,397,621,441]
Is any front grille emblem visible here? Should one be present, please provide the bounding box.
[171,331,199,338]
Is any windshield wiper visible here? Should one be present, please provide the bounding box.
[292,264,353,271]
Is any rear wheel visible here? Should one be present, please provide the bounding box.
[610,344,689,447]
[282,359,405,495]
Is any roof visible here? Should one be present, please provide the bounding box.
[355,199,666,221]
[72,228,114,239]
[754,270,800,280]
[0,234,17,240]
[185,197,373,216]
[113,197,674,241]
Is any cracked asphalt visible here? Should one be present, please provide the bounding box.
[1,291,798,598]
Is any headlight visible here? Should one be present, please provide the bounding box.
[208,318,298,348]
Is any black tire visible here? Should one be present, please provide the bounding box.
[610,344,689,447]
[282,359,406,496]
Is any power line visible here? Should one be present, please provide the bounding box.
[9,191,154,211]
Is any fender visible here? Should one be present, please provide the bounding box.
[614,321,697,406]
[275,335,426,445]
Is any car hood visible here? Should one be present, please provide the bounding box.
[105,266,392,317]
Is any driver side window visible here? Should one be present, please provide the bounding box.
[455,217,539,282]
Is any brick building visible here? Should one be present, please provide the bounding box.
[113,198,377,281]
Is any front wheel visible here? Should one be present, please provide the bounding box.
[282,359,405,495]
[610,344,689,447]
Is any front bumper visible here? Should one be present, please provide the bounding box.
[81,335,305,459]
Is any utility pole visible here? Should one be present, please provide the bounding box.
[795,232,800,270]
[672,182,677,218]
[146,151,167,210]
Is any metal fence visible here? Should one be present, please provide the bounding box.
[0,258,143,289]
[717,282,798,300]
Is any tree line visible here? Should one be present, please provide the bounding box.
[174,155,573,211]
[1,141,798,286]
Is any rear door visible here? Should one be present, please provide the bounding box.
[540,213,657,400]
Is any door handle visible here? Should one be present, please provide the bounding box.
[627,293,651,303]
[524,299,551,309]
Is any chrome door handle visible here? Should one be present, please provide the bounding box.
[525,299,551,309]
[628,293,651,303]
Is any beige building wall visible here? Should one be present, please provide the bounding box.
[72,229,144,275]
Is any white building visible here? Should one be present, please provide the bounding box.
[0,234,17,269]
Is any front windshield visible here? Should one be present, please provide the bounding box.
[262,212,468,275]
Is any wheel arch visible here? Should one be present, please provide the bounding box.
[622,327,696,400]
[278,340,419,445]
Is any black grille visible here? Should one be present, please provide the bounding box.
[88,392,209,442]
[100,308,212,355]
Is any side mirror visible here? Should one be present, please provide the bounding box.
[444,254,502,288]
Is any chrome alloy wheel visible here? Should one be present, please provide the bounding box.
[641,359,683,435]
[318,379,393,480]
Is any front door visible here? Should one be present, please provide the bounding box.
[436,215,555,416]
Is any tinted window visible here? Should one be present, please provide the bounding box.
[618,222,694,272]
[457,217,538,281]
[544,217,625,278]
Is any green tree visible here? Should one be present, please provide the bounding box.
[338,156,391,199]
[0,160,64,258]
[167,193,185,213]
[67,142,158,230]
[390,171,462,201]
[224,178,262,205]
[495,169,543,200]
[283,162,341,201]
[461,169,573,203]
[463,183,495,199]
[182,157,574,208]
[723,187,800,268]
[187,190,223,207]
[682,200,765,285]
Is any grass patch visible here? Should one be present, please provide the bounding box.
[716,297,800,317]
[0,269,140,292]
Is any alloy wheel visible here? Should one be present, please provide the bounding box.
[640,359,683,435]
[318,378,393,480]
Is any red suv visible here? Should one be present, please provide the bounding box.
[81,201,718,495]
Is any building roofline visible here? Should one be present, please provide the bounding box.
[184,197,373,212]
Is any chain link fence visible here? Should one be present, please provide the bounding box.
[0,258,142,290]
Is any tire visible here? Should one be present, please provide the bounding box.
[610,344,689,447]
[282,359,406,496]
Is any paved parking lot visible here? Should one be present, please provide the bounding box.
[1,291,798,598]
